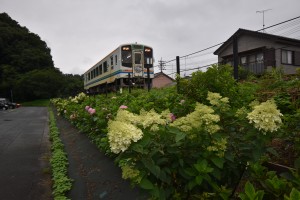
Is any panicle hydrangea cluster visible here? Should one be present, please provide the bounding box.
[108,120,143,154]
[55,99,68,115]
[235,107,248,118]
[139,109,167,129]
[71,92,86,103]
[115,109,140,124]
[171,103,220,134]
[247,100,283,133]
[108,108,143,153]
[107,107,174,153]
[120,164,141,184]
[207,138,228,157]
[70,113,77,120]
[161,109,173,123]
[207,92,229,110]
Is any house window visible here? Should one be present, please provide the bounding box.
[240,56,247,65]
[282,50,293,64]
[256,53,263,63]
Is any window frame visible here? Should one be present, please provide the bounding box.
[281,49,293,65]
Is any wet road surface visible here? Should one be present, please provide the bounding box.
[0,107,51,200]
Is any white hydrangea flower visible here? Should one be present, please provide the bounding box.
[171,103,220,134]
[247,100,283,133]
[108,120,143,154]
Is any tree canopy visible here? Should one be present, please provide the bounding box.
[0,12,83,101]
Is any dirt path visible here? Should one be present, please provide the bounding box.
[55,114,147,200]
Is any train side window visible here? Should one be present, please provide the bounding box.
[115,55,118,65]
[104,61,108,73]
[96,67,99,76]
[88,72,90,80]
[111,56,114,69]
[99,64,103,75]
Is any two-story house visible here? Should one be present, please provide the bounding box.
[214,28,300,74]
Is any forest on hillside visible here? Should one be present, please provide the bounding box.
[0,12,83,101]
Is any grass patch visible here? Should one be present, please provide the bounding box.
[21,99,50,107]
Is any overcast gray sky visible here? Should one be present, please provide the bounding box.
[1,0,300,76]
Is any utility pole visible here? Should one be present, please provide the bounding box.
[233,34,239,81]
[256,9,272,32]
[176,56,180,93]
[158,58,165,73]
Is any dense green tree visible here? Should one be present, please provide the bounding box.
[60,74,83,97]
[15,69,64,101]
[0,12,84,101]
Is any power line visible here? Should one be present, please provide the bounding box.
[257,15,300,32]
[159,15,300,77]
[164,42,223,64]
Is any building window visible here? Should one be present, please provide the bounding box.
[282,50,293,64]
[240,56,247,65]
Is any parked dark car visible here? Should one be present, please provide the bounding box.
[0,98,18,109]
[0,101,9,110]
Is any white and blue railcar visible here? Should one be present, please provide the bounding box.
[84,43,154,93]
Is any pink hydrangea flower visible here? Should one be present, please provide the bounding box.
[85,106,90,111]
[119,105,128,109]
[88,108,96,115]
[170,113,176,122]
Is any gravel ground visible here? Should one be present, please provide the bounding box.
[55,113,148,200]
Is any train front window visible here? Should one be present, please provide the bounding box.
[121,45,132,68]
[135,53,142,64]
[144,47,153,68]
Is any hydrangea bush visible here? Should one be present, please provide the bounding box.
[51,66,300,199]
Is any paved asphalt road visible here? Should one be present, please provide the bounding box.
[0,107,52,200]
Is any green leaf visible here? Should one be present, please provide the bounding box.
[131,144,144,153]
[244,181,255,198]
[139,135,151,147]
[195,175,203,185]
[194,160,214,173]
[175,131,186,142]
[183,168,196,177]
[187,180,197,190]
[266,147,279,157]
[289,188,300,200]
[141,158,160,177]
[294,157,300,169]
[140,177,154,190]
[211,156,225,168]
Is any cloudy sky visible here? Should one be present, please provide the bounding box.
[1,0,300,76]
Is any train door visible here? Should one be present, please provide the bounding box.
[133,51,143,77]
